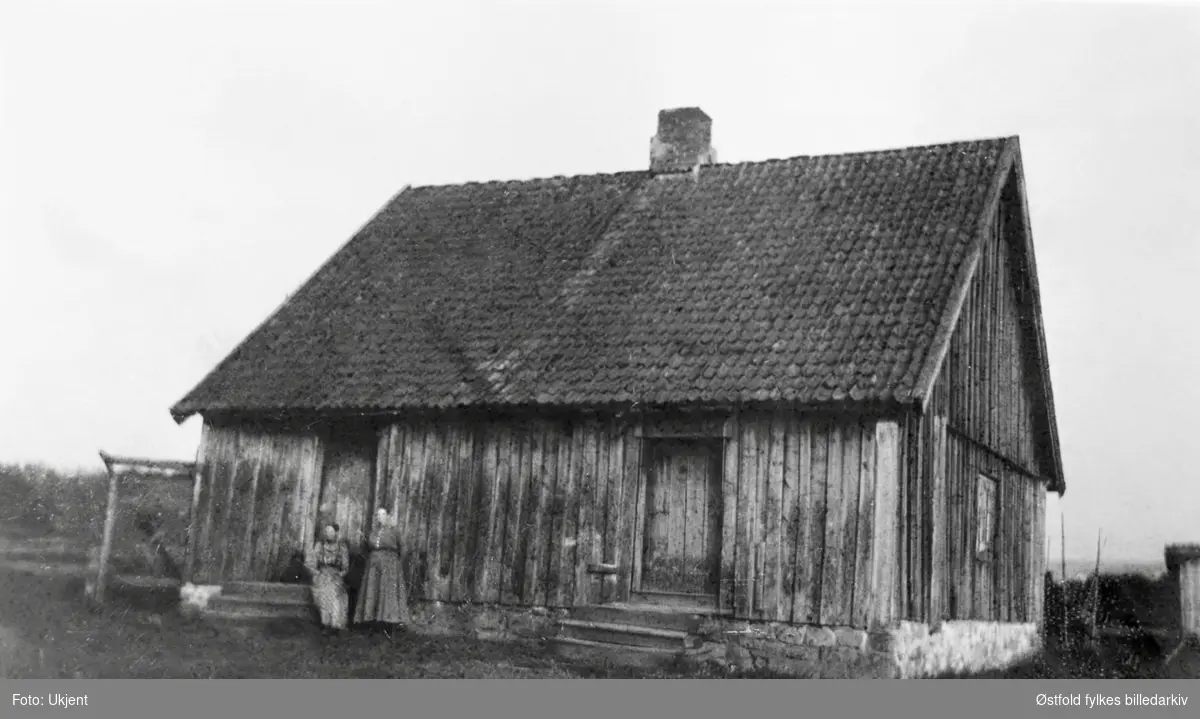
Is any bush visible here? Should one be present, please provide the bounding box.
[0,464,106,539]
[0,463,191,577]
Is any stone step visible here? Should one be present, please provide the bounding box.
[549,636,684,672]
[558,618,699,652]
[205,594,316,621]
[569,603,706,633]
[222,581,312,603]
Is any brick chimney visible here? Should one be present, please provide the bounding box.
[649,107,716,174]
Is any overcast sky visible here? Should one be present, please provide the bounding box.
[2,0,1198,564]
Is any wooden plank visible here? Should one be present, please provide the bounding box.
[270,438,302,580]
[387,425,409,537]
[424,423,452,601]
[782,412,800,622]
[799,418,825,624]
[492,423,517,605]
[869,420,900,629]
[660,441,680,592]
[705,443,723,599]
[949,437,965,618]
[474,422,501,603]
[839,421,862,626]
[601,422,623,603]
[401,425,428,599]
[929,415,947,622]
[642,443,665,591]
[233,437,264,580]
[719,414,739,614]
[185,423,208,584]
[565,421,585,606]
[516,423,545,604]
[684,448,704,594]
[819,420,847,625]
[215,433,245,583]
[575,419,598,606]
[542,422,567,607]
[435,423,460,601]
[501,422,528,605]
[618,425,640,603]
[551,422,577,606]
[451,423,477,602]
[373,425,390,518]
[764,413,785,620]
[247,437,277,579]
[1032,486,1046,628]
[734,418,756,617]
[852,420,877,628]
[193,428,222,584]
[527,421,557,606]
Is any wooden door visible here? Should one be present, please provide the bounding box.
[317,423,378,555]
[639,439,723,597]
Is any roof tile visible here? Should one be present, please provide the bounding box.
[173,138,1010,417]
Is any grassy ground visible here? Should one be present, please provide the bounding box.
[0,565,769,679]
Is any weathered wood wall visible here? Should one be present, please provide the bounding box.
[898,173,1051,624]
[375,411,900,629]
[190,421,325,584]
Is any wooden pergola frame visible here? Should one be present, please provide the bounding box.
[92,450,196,603]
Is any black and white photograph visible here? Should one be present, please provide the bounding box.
[2,0,1200,689]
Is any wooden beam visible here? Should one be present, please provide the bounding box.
[92,455,121,603]
[99,451,195,479]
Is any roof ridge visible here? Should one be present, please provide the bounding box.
[395,136,1014,193]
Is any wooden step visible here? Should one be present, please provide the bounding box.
[629,591,718,612]
[205,594,316,621]
[549,636,685,671]
[558,618,699,652]
[569,603,707,633]
[222,581,312,603]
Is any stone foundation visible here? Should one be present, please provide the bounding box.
[889,620,1040,678]
[369,602,1041,678]
[690,616,895,677]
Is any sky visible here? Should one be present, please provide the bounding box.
[2,0,1198,564]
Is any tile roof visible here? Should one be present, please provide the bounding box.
[172,137,1018,418]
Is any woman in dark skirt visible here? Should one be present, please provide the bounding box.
[354,507,410,632]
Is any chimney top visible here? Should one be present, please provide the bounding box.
[650,107,716,174]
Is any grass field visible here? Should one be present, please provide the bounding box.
[1,463,1196,679]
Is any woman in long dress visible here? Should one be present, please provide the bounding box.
[307,522,351,634]
[353,507,410,631]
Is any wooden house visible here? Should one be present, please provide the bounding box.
[170,108,1065,674]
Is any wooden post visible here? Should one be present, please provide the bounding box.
[94,452,120,603]
[186,462,203,584]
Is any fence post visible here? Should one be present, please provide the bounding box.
[93,451,120,604]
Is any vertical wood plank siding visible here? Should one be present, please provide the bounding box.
[899,179,1052,624]
[374,412,900,628]
[191,422,324,585]
[192,411,902,627]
